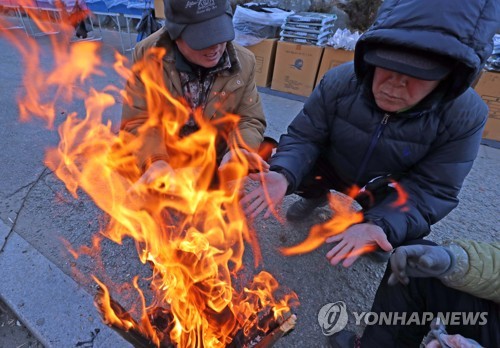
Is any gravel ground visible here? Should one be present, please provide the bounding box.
[0,299,43,348]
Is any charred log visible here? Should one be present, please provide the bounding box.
[95,288,295,348]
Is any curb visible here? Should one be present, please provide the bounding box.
[0,220,132,348]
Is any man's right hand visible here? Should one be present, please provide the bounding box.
[240,171,288,219]
[134,160,175,188]
[218,148,270,173]
[388,245,453,285]
[125,160,175,207]
[425,334,482,348]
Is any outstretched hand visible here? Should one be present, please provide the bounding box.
[239,171,288,219]
[134,160,174,187]
[388,245,452,286]
[325,223,393,267]
[219,148,270,173]
[125,160,175,206]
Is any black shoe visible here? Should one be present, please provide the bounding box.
[327,330,358,348]
[286,196,328,221]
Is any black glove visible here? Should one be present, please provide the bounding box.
[388,245,454,286]
[354,175,396,210]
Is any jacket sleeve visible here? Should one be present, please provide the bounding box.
[364,91,488,246]
[229,47,266,151]
[120,42,169,172]
[441,240,500,304]
[269,82,332,192]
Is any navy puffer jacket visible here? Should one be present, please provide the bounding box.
[270,0,499,246]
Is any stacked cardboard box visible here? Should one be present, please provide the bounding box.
[244,39,278,87]
[153,0,165,18]
[271,41,324,97]
[270,12,340,96]
[474,71,500,141]
[315,47,355,87]
[280,12,338,46]
[473,34,500,141]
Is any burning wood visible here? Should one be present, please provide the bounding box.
[228,310,296,348]
[5,7,299,348]
[94,286,173,348]
[254,313,297,348]
[95,287,296,348]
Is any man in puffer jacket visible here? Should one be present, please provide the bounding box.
[241,0,499,266]
[330,240,499,347]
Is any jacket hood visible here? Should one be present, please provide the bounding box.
[354,0,499,101]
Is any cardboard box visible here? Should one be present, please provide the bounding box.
[154,0,165,19]
[245,39,278,87]
[271,41,324,97]
[474,70,500,141]
[315,47,355,87]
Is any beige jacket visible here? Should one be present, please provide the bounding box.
[121,27,266,171]
[442,240,500,303]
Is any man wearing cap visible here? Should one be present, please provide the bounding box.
[241,0,499,267]
[121,0,268,184]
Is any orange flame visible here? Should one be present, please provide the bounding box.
[281,181,409,257]
[4,10,297,347]
[389,180,409,211]
[281,192,364,256]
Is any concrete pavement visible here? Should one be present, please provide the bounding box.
[0,25,498,348]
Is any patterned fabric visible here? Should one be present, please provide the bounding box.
[120,27,266,170]
[442,240,500,304]
[177,49,232,138]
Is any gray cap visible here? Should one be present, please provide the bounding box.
[164,0,235,50]
[364,47,453,81]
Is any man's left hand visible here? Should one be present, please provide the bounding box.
[325,223,393,267]
[387,245,452,286]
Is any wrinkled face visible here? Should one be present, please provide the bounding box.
[176,38,227,68]
[372,67,441,112]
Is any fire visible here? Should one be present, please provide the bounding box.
[3,9,296,347]
[281,183,408,258]
[280,191,365,256]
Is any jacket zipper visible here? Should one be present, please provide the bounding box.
[355,113,391,184]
